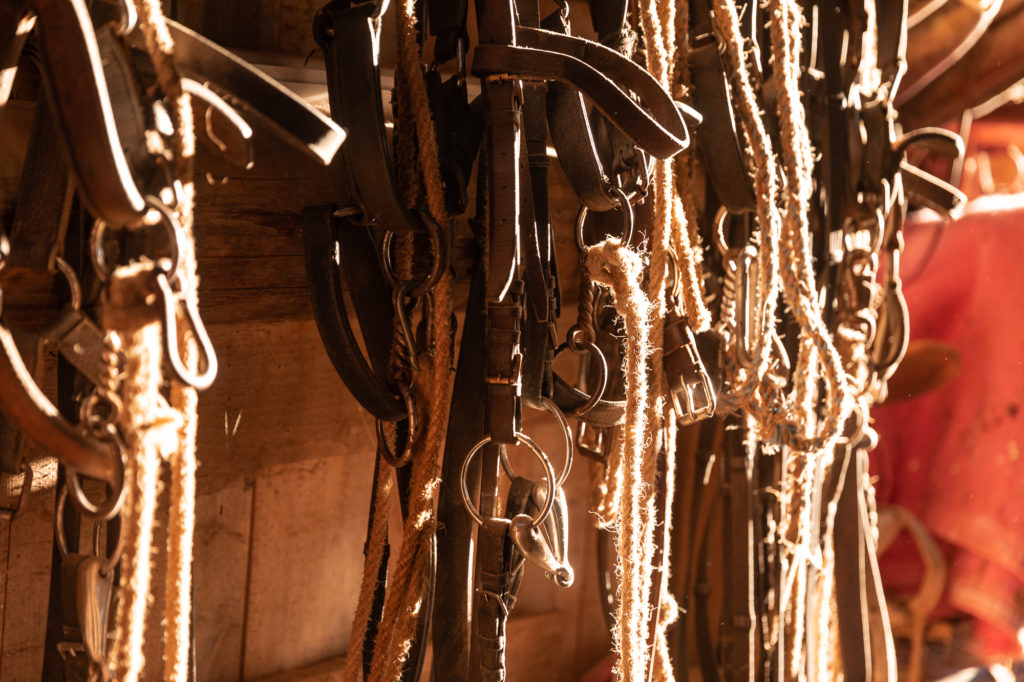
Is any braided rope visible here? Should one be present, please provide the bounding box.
[341,2,454,680]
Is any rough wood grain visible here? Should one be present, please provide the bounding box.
[0,344,58,682]
[241,455,374,679]
[195,318,375,492]
[194,478,254,681]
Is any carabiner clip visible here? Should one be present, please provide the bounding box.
[156,271,219,390]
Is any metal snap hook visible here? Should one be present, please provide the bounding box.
[379,213,446,297]
[155,270,218,390]
[460,433,556,529]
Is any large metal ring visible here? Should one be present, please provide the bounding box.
[500,398,573,488]
[379,212,445,297]
[460,433,555,528]
[90,196,184,282]
[556,331,609,418]
[65,434,127,522]
[575,186,634,252]
[375,382,417,467]
[51,257,83,311]
[55,486,125,576]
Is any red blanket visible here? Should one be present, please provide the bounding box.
[872,194,1024,661]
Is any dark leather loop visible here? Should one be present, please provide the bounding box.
[473,27,694,159]
[165,20,345,165]
[302,206,405,422]
[0,324,117,484]
[551,374,625,428]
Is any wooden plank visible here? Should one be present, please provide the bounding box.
[0,342,58,682]
[194,318,375,491]
[900,4,1024,128]
[0,455,58,682]
[194,477,254,681]
[250,655,345,682]
[241,455,374,679]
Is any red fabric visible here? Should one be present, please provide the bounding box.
[872,195,1024,661]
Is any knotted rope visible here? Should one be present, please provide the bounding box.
[108,2,200,679]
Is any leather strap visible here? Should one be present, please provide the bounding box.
[689,0,756,214]
[473,27,695,159]
[315,0,428,233]
[720,417,754,682]
[474,476,532,682]
[833,439,872,681]
[432,232,488,682]
[301,206,405,421]
[164,19,345,165]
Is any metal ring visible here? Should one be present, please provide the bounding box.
[375,382,416,467]
[500,398,573,488]
[556,333,609,417]
[54,486,125,576]
[459,433,556,528]
[52,257,83,311]
[575,186,634,252]
[90,196,184,282]
[79,391,122,438]
[379,213,445,297]
[65,435,127,522]
[712,205,731,257]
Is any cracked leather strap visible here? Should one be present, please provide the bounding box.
[479,0,525,445]
[520,79,557,409]
[473,26,692,160]
[544,10,621,212]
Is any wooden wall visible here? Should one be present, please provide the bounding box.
[0,2,612,679]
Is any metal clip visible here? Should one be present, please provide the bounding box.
[156,270,219,391]
[527,480,574,587]
[509,511,573,587]
[75,555,115,681]
[662,310,716,425]
[40,307,107,387]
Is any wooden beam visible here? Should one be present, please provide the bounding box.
[900,4,1024,128]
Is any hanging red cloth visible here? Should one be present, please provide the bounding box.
[872,194,1024,661]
